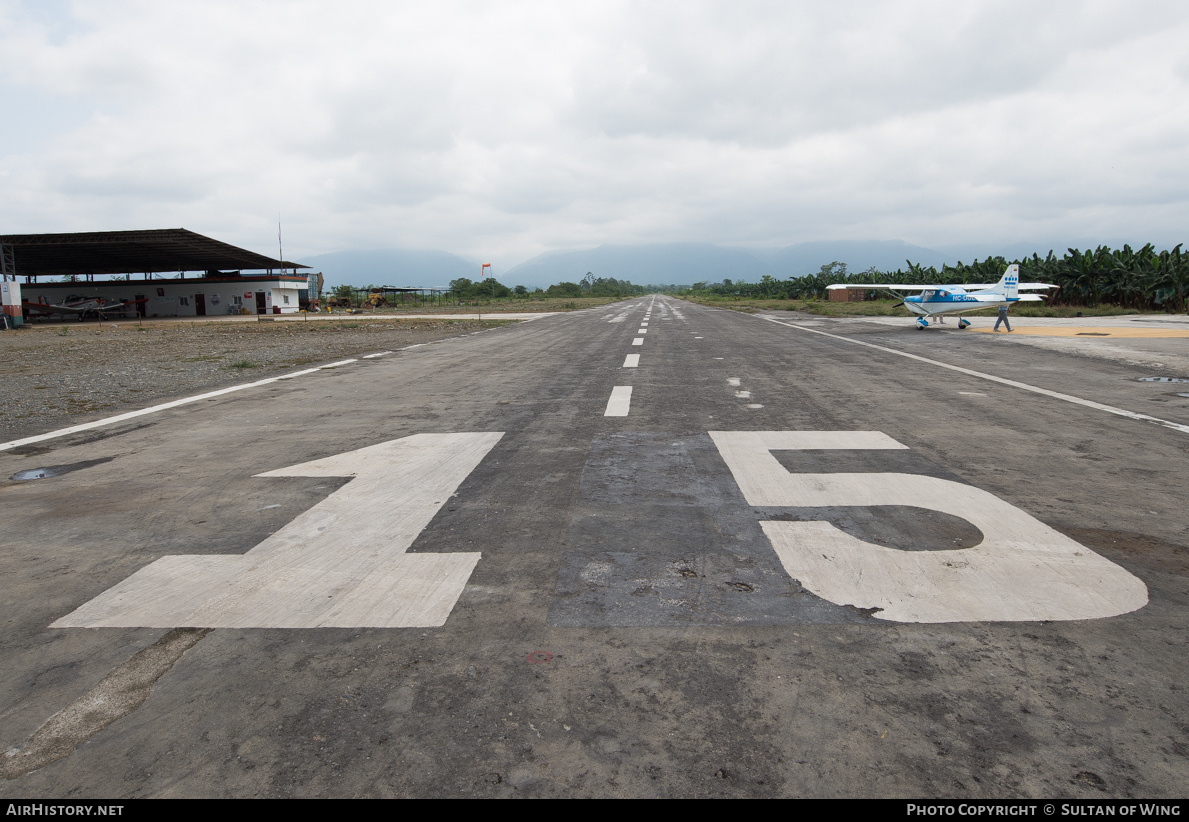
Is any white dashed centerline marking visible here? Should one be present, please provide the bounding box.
[623,354,640,368]
[604,386,633,417]
[633,338,644,346]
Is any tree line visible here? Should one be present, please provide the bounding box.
[682,244,1189,312]
[449,272,654,300]
[324,271,658,305]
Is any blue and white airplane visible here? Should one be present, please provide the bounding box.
[826,264,1058,329]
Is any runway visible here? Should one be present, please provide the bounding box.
[2,296,1186,797]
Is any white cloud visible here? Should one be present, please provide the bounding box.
[1,0,1186,266]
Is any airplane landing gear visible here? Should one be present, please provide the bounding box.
[958,318,970,329]
[915,317,930,330]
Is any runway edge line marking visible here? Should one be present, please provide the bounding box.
[757,315,1189,436]
[0,359,359,452]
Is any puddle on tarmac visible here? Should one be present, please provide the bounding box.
[10,456,116,482]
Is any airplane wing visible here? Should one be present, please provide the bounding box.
[958,282,1059,291]
[825,284,933,293]
[95,298,148,314]
[23,302,84,315]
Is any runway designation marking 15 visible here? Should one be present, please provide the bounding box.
[709,431,1148,623]
[51,433,503,629]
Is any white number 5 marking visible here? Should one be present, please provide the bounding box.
[53,433,502,629]
[710,431,1148,623]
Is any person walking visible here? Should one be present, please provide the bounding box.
[993,304,1012,332]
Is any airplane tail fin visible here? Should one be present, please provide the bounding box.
[986,264,1019,299]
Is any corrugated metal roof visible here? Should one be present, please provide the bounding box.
[0,229,307,276]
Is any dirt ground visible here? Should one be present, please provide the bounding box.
[0,317,511,443]
[371,296,620,313]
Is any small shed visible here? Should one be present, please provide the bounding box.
[828,287,868,302]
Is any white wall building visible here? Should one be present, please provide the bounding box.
[1,229,311,321]
[21,274,307,318]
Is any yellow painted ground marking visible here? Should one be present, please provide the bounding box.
[970,326,1189,338]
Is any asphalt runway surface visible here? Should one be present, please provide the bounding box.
[2,297,1187,798]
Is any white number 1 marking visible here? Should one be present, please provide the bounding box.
[710,430,1148,623]
[52,433,503,629]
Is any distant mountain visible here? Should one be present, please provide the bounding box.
[299,249,482,288]
[753,240,957,277]
[502,243,771,288]
[301,240,971,291]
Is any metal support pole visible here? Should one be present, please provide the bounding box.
[1,243,13,281]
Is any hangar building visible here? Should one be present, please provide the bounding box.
[0,229,309,321]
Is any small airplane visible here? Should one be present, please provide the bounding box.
[24,295,148,321]
[826,265,1058,329]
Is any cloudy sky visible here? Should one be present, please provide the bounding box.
[1,0,1186,268]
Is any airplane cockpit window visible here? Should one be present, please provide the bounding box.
[922,290,936,301]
